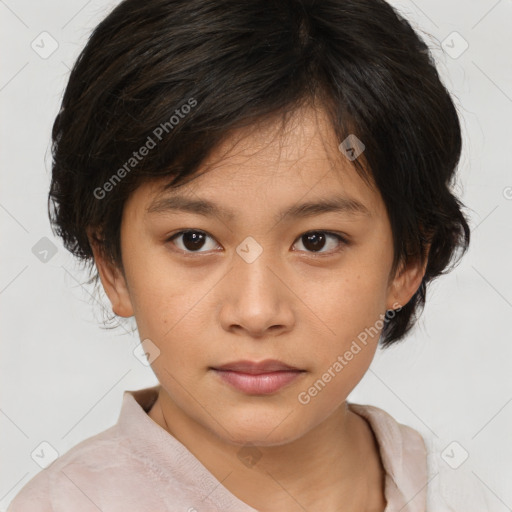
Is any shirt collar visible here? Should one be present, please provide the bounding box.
[119,386,427,512]
[348,402,428,512]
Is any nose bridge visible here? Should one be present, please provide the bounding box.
[219,234,293,334]
[232,234,279,295]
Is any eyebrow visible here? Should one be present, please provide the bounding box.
[146,194,371,223]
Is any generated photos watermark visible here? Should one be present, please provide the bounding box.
[297,302,402,405]
[93,97,197,200]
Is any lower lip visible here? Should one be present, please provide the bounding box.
[212,369,304,394]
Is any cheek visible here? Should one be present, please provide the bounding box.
[132,280,200,343]
[124,255,219,379]
[311,264,389,340]
[302,260,390,392]
[296,276,384,410]
[122,239,205,332]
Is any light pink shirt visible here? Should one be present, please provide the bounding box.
[7,386,490,511]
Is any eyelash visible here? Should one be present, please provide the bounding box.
[165,229,349,257]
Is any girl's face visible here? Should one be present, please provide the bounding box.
[95,105,424,446]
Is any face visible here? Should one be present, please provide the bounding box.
[93,105,424,447]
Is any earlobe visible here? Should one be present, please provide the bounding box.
[88,234,134,318]
[386,255,428,311]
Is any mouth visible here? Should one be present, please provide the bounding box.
[210,359,306,394]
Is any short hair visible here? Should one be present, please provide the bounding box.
[48,0,470,347]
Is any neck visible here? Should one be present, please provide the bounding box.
[148,388,386,511]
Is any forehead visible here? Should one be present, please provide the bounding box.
[127,105,383,219]
[196,105,358,181]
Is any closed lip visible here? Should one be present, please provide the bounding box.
[211,359,304,374]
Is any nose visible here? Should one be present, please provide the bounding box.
[217,242,295,338]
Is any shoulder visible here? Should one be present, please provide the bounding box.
[421,434,493,512]
[349,401,428,510]
[6,388,164,512]
[6,467,52,512]
[348,402,428,470]
[7,425,142,512]
[349,402,493,512]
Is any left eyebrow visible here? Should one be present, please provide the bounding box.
[146,194,372,222]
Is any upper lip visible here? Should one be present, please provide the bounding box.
[212,359,303,374]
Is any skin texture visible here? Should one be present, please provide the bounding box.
[90,105,427,511]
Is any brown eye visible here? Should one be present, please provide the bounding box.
[293,231,347,254]
[168,230,218,253]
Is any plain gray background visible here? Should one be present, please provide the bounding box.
[1,0,511,509]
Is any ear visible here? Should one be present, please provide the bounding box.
[386,252,429,311]
[87,231,134,318]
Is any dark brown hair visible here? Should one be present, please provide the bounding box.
[48,0,470,346]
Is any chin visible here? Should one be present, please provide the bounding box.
[212,413,310,448]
